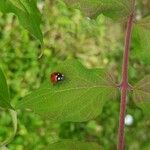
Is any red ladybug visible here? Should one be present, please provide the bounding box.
[50,72,64,84]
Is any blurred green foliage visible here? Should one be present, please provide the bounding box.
[0,0,150,149]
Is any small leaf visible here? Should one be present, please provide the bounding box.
[0,68,12,109]
[132,15,150,64]
[0,0,43,43]
[64,0,132,20]
[48,140,101,150]
[133,75,150,116]
[17,60,117,122]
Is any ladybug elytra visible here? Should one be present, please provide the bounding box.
[50,72,64,84]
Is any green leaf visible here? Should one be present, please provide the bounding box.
[63,0,131,20]
[0,68,12,109]
[0,0,43,43]
[48,140,101,150]
[17,60,117,122]
[132,15,150,64]
[133,75,150,116]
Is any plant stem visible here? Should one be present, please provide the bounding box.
[117,1,135,150]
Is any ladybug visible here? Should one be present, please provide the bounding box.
[50,72,64,84]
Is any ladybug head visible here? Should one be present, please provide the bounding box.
[57,73,64,81]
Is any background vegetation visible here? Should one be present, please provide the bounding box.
[0,0,150,149]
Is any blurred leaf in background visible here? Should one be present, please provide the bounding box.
[0,68,12,109]
[0,0,43,43]
[132,15,150,64]
[48,140,101,150]
[64,0,132,20]
[133,75,150,116]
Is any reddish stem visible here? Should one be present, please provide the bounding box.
[117,1,135,150]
